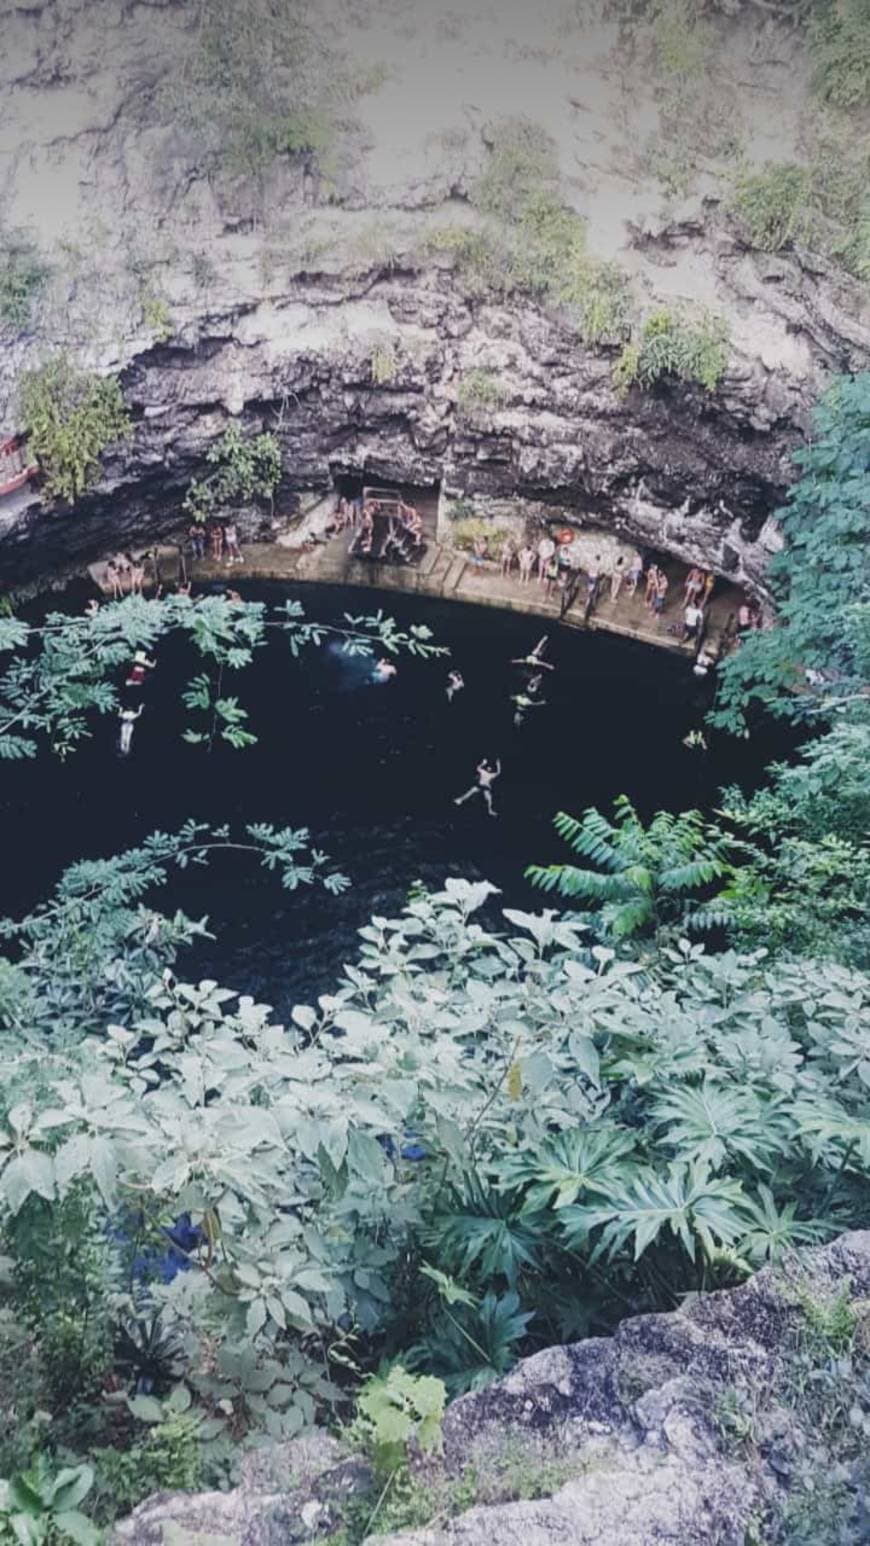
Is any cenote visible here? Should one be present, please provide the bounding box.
[0,581,790,1016]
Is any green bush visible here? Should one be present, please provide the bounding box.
[456,369,504,413]
[18,356,131,504]
[730,162,812,252]
[158,0,336,179]
[652,0,711,79]
[613,308,729,393]
[812,0,870,107]
[0,230,48,334]
[92,1410,203,1523]
[449,517,509,555]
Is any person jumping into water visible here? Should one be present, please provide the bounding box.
[511,636,555,671]
[454,758,501,817]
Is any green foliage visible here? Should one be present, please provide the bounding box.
[730,162,812,252]
[448,519,509,557]
[433,119,633,345]
[0,593,444,761]
[613,308,729,394]
[527,796,734,940]
[355,1368,445,1477]
[811,0,870,107]
[158,0,335,180]
[91,1401,202,1523]
[0,1456,99,1545]
[141,294,173,343]
[183,424,281,523]
[652,0,711,79]
[711,372,870,734]
[370,341,400,385]
[0,230,48,335]
[18,357,131,504]
[456,370,504,414]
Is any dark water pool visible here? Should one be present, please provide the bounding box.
[0,583,791,1015]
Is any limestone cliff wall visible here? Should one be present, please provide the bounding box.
[2,0,870,591]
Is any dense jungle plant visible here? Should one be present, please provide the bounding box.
[2,879,870,1490]
[711,371,870,735]
[18,357,131,504]
[526,796,735,939]
[613,307,729,394]
[729,162,812,252]
[0,593,443,761]
[0,230,49,335]
[183,424,282,524]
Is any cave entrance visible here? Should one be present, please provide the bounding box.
[328,472,441,567]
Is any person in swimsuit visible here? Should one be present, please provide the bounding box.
[517,545,535,584]
[125,649,156,689]
[537,533,556,582]
[511,637,555,671]
[372,658,397,683]
[446,670,465,702]
[644,563,660,610]
[454,758,501,817]
[626,552,643,598]
[224,522,243,564]
[609,556,626,602]
[118,703,143,756]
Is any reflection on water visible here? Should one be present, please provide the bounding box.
[0,584,792,1017]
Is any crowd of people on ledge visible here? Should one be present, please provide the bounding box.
[465,526,765,663]
[334,492,425,564]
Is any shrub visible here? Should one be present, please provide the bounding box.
[449,517,509,556]
[0,230,48,334]
[158,0,336,180]
[141,293,173,343]
[613,308,729,393]
[18,356,131,503]
[456,369,504,413]
[475,118,560,220]
[652,0,711,79]
[811,0,870,108]
[730,162,812,252]
[184,423,281,522]
[370,340,400,384]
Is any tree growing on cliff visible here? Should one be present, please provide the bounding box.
[711,372,870,736]
[183,424,282,524]
[18,355,131,504]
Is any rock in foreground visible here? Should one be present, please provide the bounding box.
[113,1232,870,1545]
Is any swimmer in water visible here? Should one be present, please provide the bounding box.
[446,670,465,702]
[372,658,398,683]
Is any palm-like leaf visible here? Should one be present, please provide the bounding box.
[425,1179,543,1287]
[559,1160,746,1262]
[528,798,735,939]
[495,1124,639,1212]
[650,1080,791,1173]
[737,1184,831,1265]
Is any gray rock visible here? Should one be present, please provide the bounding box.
[114,1234,870,1546]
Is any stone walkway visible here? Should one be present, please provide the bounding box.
[172,532,742,661]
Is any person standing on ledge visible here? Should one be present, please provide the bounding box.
[454,758,501,817]
[536,531,556,582]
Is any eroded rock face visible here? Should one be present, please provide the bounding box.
[112,1232,870,1546]
[3,1,870,593]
